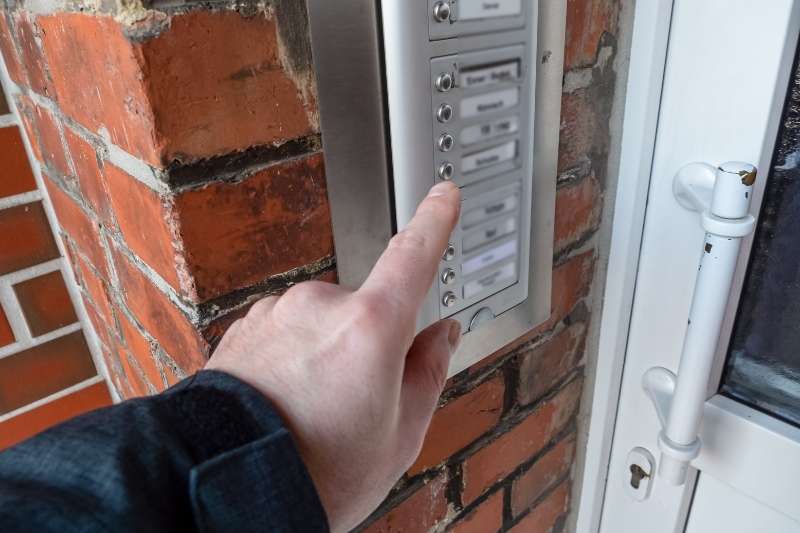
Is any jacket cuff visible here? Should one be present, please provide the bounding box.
[168,370,329,531]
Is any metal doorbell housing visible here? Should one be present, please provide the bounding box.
[308,0,565,375]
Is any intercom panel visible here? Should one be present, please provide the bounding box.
[308,0,565,375]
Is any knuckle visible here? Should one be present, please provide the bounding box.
[389,228,428,253]
[249,296,279,318]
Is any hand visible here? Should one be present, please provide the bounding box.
[206,181,462,532]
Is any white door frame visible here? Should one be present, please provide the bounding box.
[575,1,675,530]
[575,1,800,531]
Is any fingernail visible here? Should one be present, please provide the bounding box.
[447,320,462,353]
[428,181,454,198]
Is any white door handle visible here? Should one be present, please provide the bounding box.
[643,162,757,485]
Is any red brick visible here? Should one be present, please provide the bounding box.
[29,103,70,178]
[83,297,113,350]
[364,473,450,532]
[0,381,111,450]
[37,14,158,165]
[565,0,618,70]
[511,437,576,517]
[0,126,37,198]
[452,490,503,533]
[0,306,14,347]
[111,246,207,373]
[75,254,114,328]
[64,128,113,225]
[174,153,333,301]
[13,12,54,99]
[13,270,77,336]
[117,342,150,398]
[44,178,109,279]
[410,375,504,475]
[14,96,42,163]
[508,481,570,533]
[142,9,318,164]
[118,311,160,389]
[461,379,582,504]
[104,163,181,290]
[0,202,60,275]
[554,173,601,252]
[39,11,317,167]
[0,331,96,415]
[517,323,587,406]
[0,13,27,87]
[559,90,599,174]
[160,359,184,388]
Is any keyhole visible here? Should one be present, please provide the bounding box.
[629,464,649,489]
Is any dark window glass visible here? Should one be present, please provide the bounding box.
[721,44,800,428]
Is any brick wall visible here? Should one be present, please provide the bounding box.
[0,0,620,530]
[0,77,111,450]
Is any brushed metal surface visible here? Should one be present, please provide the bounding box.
[307,0,394,289]
[309,0,564,375]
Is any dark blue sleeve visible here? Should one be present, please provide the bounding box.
[0,370,329,533]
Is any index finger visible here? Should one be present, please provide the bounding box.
[359,181,461,324]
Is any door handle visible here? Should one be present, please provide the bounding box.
[643,162,757,485]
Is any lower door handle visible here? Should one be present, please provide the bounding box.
[643,161,757,485]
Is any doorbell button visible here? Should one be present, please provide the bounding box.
[438,133,455,152]
[437,103,454,123]
[443,243,456,261]
[441,268,457,284]
[442,291,458,307]
[436,72,455,92]
[438,162,455,180]
[432,1,451,23]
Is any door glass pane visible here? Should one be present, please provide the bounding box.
[721,45,800,428]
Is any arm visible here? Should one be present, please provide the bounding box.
[0,371,327,532]
[0,181,461,532]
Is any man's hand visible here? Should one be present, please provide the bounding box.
[206,181,462,532]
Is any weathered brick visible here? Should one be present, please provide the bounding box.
[0,202,60,275]
[29,103,71,178]
[75,253,114,329]
[565,0,619,70]
[0,13,27,87]
[461,378,582,504]
[37,13,157,165]
[452,490,503,533]
[363,473,450,532]
[559,90,597,174]
[0,331,96,415]
[511,436,576,517]
[14,96,42,163]
[39,10,317,167]
[83,296,113,351]
[518,323,587,406]
[104,163,181,290]
[13,12,54,98]
[410,375,504,475]
[508,481,570,533]
[111,246,207,373]
[116,340,150,398]
[0,381,111,450]
[173,153,333,301]
[64,128,113,226]
[0,126,37,199]
[13,270,77,336]
[140,9,318,164]
[118,311,161,390]
[0,306,14,347]
[554,173,601,252]
[44,178,109,279]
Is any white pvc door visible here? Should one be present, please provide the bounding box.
[600,2,800,533]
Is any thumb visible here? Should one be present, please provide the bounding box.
[398,319,461,450]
